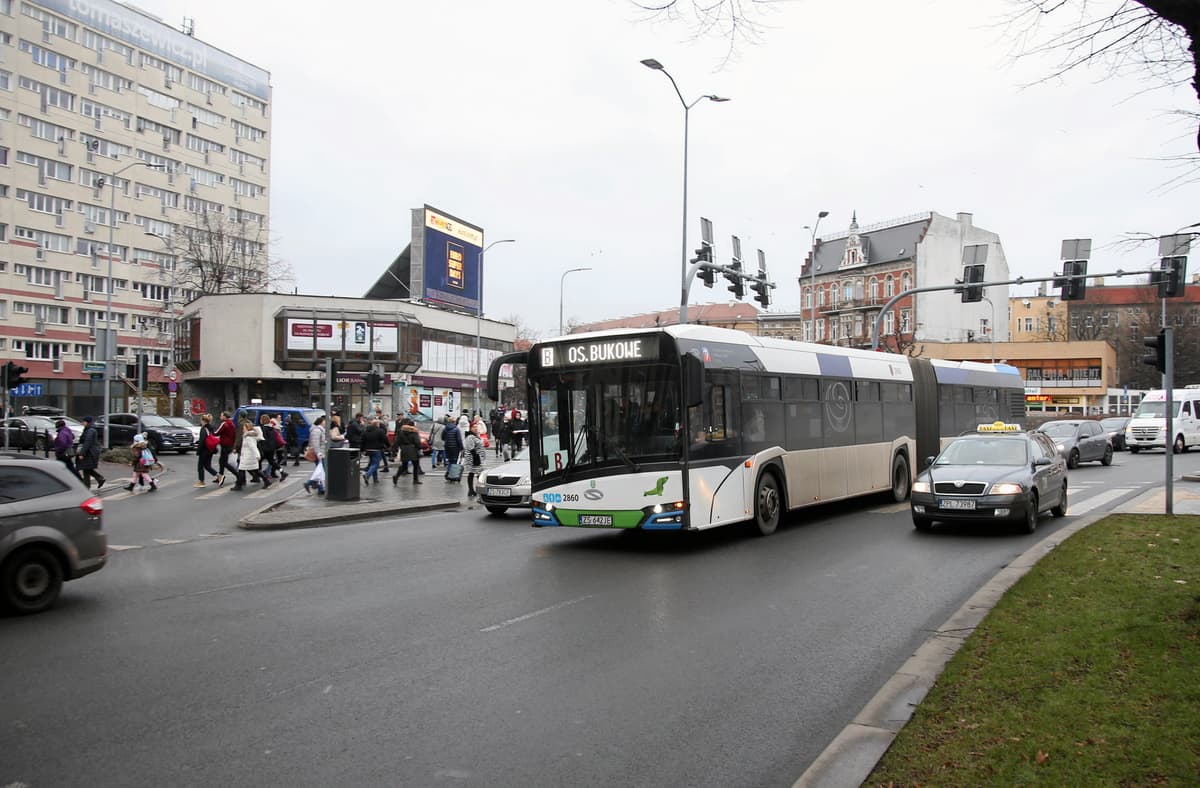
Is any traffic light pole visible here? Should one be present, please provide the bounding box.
[868,268,1160,351]
[1165,327,1174,516]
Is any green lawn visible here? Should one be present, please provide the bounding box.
[870,514,1200,785]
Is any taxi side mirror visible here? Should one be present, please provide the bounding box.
[1033,457,1052,467]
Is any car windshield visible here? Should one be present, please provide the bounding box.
[141,415,172,427]
[167,418,195,429]
[1132,401,1179,418]
[936,438,1028,466]
[61,417,83,427]
[1038,422,1079,437]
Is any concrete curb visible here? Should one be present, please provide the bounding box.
[792,508,1113,788]
[239,497,462,530]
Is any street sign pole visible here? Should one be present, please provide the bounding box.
[1165,327,1174,516]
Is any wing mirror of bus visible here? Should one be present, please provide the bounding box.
[682,353,704,408]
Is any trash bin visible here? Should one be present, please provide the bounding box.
[326,447,361,501]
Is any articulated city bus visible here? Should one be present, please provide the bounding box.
[487,325,1026,535]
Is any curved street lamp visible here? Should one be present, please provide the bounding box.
[475,239,515,415]
[641,58,729,325]
[559,267,592,336]
[803,210,830,343]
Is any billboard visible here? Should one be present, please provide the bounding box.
[414,206,484,316]
[285,319,400,353]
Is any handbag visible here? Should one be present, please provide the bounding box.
[304,446,317,462]
[204,433,220,452]
[140,447,156,467]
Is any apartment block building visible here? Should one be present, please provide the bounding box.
[0,0,270,416]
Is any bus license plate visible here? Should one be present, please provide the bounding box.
[486,487,511,497]
[939,499,976,511]
[578,514,613,526]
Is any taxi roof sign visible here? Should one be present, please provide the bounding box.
[977,421,1022,433]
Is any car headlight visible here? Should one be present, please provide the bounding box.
[1055,444,1064,451]
[912,481,931,493]
[990,482,1024,495]
[519,475,530,485]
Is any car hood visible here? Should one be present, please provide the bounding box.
[920,465,1031,485]
[487,456,531,479]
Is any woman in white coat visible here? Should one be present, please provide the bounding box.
[235,421,271,490]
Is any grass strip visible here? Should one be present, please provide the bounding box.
[870,514,1200,785]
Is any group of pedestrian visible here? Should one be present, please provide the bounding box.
[52,415,105,490]
[194,411,291,492]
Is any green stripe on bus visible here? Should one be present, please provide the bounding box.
[556,509,645,527]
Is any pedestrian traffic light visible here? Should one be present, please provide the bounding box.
[750,275,771,309]
[1060,260,1088,301]
[725,261,744,299]
[1142,330,1166,374]
[3,361,29,390]
[1158,256,1187,298]
[960,263,985,302]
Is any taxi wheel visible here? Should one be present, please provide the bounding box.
[1101,446,1113,466]
[1051,483,1068,517]
[1067,449,1080,469]
[1022,493,1039,534]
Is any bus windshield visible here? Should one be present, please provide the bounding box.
[531,363,682,477]
[1132,401,1179,418]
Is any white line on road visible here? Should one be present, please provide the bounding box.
[107,544,143,551]
[480,594,595,633]
[168,572,312,599]
[152,538,188,545]
[1068,487,1136,517]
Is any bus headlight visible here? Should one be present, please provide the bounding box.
[912,481,931,493]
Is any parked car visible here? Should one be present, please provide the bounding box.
[59,416,85,444]
[1100,417,1131,451]
[166,416,202,444]
[93,413,193,453]
[386,418,433,455]
[478,447,532,515]
[233,406,325,448]
[0,453,106,614]
[1035,419,1113,468]
[0,416,59,452]
[911,424,1068,534]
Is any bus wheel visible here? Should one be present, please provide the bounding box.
[891,454,911,502]
[752,473,781,536]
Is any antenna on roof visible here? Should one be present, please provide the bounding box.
[181,17,195,36]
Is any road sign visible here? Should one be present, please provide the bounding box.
[9,383,43,397]
[168,369,177,381]
[168,381,178,393]
[83,361,106,374]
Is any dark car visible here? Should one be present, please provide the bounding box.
[0,416,59,452]
[1100,417,1130,451]
[1035,419,1113,468]
[94,413,193,453]
[0,454,106,614]
[911,424,1068,534]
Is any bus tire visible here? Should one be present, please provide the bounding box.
[891,453,911,502]
[1129,446,1140,454]
[752,472,781,536]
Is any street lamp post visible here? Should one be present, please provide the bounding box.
[640,58,729,326]
[980,295,996,364]
[559,267,592,336]
[804,210,830,344]
[475,238,515,416]
[98,160,159,447]
[143,231,178,416]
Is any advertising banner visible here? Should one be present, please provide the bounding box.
[286,319,399,353]
[419,206,484,315]
[398,386,459,422]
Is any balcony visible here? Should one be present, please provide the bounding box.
[818,296,889,315]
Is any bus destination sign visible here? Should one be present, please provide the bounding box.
[541,338,659,368]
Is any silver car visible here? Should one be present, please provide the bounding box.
[0,454,107,614]
[1036,420,1113,469]
[479,447,532,515]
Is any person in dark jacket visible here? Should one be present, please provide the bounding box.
[53,419,80,480]
[441,414,463,479]
[284,414,301,466]
[361,418,388,484]
[346,413,364,450]
[392,418,423,485]
[214,412,238,487]
[75,416,105,489]
[258,414,287,482]
[195,413,219,487]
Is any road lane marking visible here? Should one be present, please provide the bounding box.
[1067,487,1136,517]
[107,544,143,551]
[160,572,312,600]
[153,538,188,545]
[480,594,594,633]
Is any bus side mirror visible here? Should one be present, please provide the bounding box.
[682,354,704,409]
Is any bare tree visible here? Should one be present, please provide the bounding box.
[157,210,292,297]
[631,0,780,62]
[502,313,543,344]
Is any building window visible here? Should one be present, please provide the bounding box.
[884,276,894,298]
[803,289,812,310]
[900,309,912,333]
[883,310,895,336]
[869,278,878,301]
[902,272,911,292]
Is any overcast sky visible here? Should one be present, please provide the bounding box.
[142,0,1199,336]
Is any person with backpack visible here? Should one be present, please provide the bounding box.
[75,416,105,490]
[463,423,485,498]
[258,414,288,482]
[441,414,463,480]
[124,432,159,493]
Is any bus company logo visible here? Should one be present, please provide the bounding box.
[584,479,603,500]
[823,381,852,433]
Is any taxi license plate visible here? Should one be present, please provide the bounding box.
[486,487,511,497]
[939,499,976,511]
[578,514,613,526]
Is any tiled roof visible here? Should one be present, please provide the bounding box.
[571,303,760,333]
[1078,283,1200,305]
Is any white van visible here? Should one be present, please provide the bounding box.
[1124,389,1200,453]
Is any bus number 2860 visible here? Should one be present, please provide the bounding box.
[543,493,579,503]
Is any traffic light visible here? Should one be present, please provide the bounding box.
[693,245,715,288]
[3,361,29,390]
[1159,256,1187,298]
[1142,330,1166,374]
[960,263,985,303]
[725,261,744,299]
[364,370,382,395]
[1061,260,1088,301]
[750,276,771,308]
[137,355,148,388]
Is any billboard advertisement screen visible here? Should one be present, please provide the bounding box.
[285,319,400,353]
[420,206,484,316]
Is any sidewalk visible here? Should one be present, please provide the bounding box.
[240,454,509,529]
